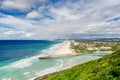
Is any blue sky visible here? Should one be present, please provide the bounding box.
[0,0,120,39]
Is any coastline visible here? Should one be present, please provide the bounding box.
[35,41,112,80]
[0,40,118,80]
[34,51,119,80]
[35,40,115,80]
[51,41,75,57]
[35,53,109,80]
[38,41,76,59]
[34,64,77,80]
[38,41,112,59]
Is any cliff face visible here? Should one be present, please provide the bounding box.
[41,50,120,80]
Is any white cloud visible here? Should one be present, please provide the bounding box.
[103,0,120,6]
[50,7,84,20]
[0,14,35,30]
[0,0,49,11]
[1,0,33,10]
[4,30,35,38]
[0,0,120,39]
[83,21,120,34]
[4,30,25,35]
[26,10,41,19]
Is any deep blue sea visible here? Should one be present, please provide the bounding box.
[0,40,106,80]
[0,40,59,66]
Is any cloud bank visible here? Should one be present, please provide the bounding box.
[0,0,120,39]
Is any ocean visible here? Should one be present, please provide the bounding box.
[0,40,106,80]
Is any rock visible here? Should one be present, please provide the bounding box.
[38,56,51,59]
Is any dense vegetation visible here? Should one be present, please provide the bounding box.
[43,50,120,80]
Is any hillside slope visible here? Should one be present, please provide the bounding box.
[42,50,120,80]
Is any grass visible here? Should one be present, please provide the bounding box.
[44,50,120,80]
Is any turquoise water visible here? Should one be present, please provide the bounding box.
[0,40,107,80]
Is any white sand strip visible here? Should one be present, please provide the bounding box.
[51,41,75,57]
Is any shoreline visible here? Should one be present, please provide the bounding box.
[38,41,76,59]
[34,51,119,80]
[38,41,113,59]
[35,41,113,79]
[35,52,110,80]
[34,65,76,80]
[0,40,117,80]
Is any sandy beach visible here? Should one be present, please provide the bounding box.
[38,41,76,59]
[51,41,75,57]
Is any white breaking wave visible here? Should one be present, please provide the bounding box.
[56,60,64,69]
[0,42,63,70]
[23,72,30,75]
[28,59,64,80]
[2,78,11,80]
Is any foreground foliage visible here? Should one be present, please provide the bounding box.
[44,50,120,80]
